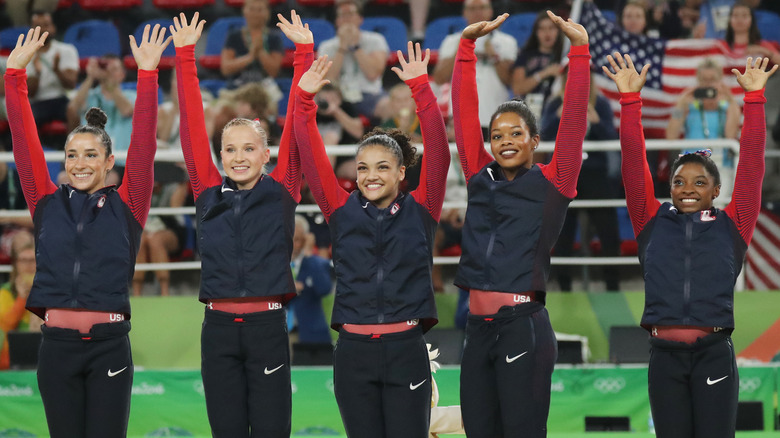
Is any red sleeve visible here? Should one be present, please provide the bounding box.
[117,69,158,227]
[4,68,57,217]
[538,45,590,198]
[619,92,660,237]
[293,88,349,222]
[408,75,450,222]
[451,38,494,184]
[175,45,222,200]
[269,43,314,203]
[723,89,765,245]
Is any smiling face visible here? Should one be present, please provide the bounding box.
[670,162,720,213]
[220,124,270,190]
[356,145,405,209]
[489,112,539,180]
[64,133,114,193]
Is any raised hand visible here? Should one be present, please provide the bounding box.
[602,52,650,93]
[277,10,313,45]
[6,27,48,70]
[170,12,205,48]
[547,10,588,46]
[391,41,430,81]
[732,56,778,92]
[298,55,332,94]
[461,13,508,40]
[130,23,172,71]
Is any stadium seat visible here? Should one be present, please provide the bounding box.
[755,10,780,44]
[0,26,29,56]
[200,17,245,70]
[78,0,141,10]
[423,16,466,64]
[281,18,335,68]
[503,13,537,48]
[361,16,407,64]
[124,19,176,70]
[225,0,285,5]
[297,0,335,6]
[275,77,293,115]
[121,81,165,104]
[57,0,75,7]
[63,20,122,70]
[152,0,215,7]
[199,79,227,97]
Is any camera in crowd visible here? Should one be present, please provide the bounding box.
[693,87,717,100]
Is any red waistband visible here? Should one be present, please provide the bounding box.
[45,308,126,334]
[651,325,720,344]
[469,290,536,316]
[207,296,284,314]
[341,320,419,336]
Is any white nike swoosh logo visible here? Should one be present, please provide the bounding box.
[264,364,284,375]
[707,375,728,385]
[107,366,128,377]
[409,379,427,390]
[506,352,528,363]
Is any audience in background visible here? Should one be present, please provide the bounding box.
[693,0,760,39]
[511,11,563,113]
[724,1,780,62]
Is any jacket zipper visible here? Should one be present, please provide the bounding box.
[683,218,693,323]
[71,194,93,306]
[234,193,245,293]
[484,182,497,289]
[376,213,384,323]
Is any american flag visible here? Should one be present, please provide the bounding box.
[745,209,780,290]
[581,2,750,138]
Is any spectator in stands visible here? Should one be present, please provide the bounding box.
[408,0,431,43]
[666,58,740,197]
[207,81,278,159]
[511,11,563,110]
[220,0,284,90]
[692,0,760,39]
[620,0,651,35]
[26,10,78,126]
[0,232,42,370]
[66,54,135,174]
[433,0,517,133]
[318,0,389,118]
[315,83,365,146]
[542,71,622,292]
[380,82,421,142]
[724,1,780,62]
[287,214,333,346]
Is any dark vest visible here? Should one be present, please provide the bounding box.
[329,192,438,331]
[455,163,571,302]
[638,203,745,329]
[27,186,140,319]
[196,176,297,302]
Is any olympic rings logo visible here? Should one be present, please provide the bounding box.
[193,381,205,396]
[739,378,761,393]
[593,377,626,394]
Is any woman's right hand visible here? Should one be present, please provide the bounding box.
[298,55,332,94]
[170,12,205,48]
[6,27,48,70]
[732,56,778,92]
[461,14,508,40]
[277,10,313,46]
[602,51,650,93]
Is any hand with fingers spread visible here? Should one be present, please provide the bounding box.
[298,56,332,95]
[130,23,173,71]
[391,41,430,82]
[7,27,48,70]
[602,52,650,93]
[732,56,778,92]
[546,10,588,46]
[170,12,206,48]
[277,10,313,46]
[461,13,508,40]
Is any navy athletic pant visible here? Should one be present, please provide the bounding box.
[334,326,431,438]
[460,303,557,438]
[37,321,133,438]
[201,308,291,438]
[648,330,738,438]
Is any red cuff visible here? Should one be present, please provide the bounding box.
[5,68,26,77]
[568,44,590,57]
[620,91,642,104]
[295,43,314,53]
[405,74,429,88]
[138,69,159,78]
[175,44,196,56]
[298,88,316,100]
[744,89,766,103]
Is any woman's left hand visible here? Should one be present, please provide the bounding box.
[547,10,588,46]
[277,10,313,45]
[130,23,172,71]
[391,41,430,82]
[299,55,332,94]
[6,27,48,70]
[732,56,778,92]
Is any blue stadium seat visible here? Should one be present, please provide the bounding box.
[124,19,176,70]
[199,79,227,98]
[0,26,29,56]
[121,81,165,104]
[361,16,408,61]
[755,10,780,44]
[503,13,537,48]
[423,16,466,52]
[63,20,121,70]
[78,0,141,10]
[275,77,293,116]
[200,17,245,70]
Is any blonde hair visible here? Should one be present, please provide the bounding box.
[697,58,723,79]
[221,118,269,148]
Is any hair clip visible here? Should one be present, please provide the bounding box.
[678,149,712,158]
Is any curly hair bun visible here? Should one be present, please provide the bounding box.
[84,107,108,130]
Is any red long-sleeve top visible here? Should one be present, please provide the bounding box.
[619,90,765,244]
[5,68,158,226]
[452,38,590,198]
[294,74,450,221]
[175,43,312,202]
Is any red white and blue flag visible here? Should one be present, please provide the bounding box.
[745,209,780,290]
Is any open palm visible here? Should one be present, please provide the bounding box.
[7,27,48,70]
[277,10,313,45]
[170,12,205,48]
[299,56,332,94]
[391,41,430,81]
[602,52,650,93]
[130,23,172,71]
[732,56,778,92]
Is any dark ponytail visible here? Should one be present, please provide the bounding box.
[66,107,113,156]
[358,127,418,169]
